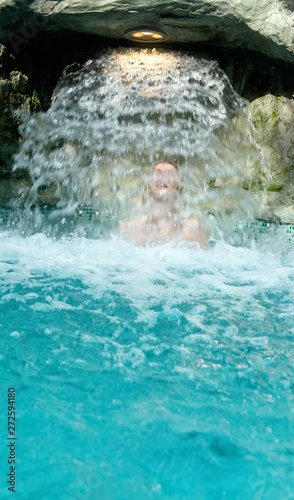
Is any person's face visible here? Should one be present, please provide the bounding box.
[148,162,180,202]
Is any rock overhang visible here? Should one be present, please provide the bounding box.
[0,0,294,66]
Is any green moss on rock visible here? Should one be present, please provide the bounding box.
[245,94,294,221]
[0,58,42,186]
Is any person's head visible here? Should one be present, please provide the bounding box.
[148,160,182,203]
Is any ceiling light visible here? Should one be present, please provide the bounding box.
[125,27,167,43]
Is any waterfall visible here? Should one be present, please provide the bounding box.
[12,47,261,236]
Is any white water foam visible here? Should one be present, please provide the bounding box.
[1,231,293,312]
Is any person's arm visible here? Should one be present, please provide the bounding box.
[119,219,135,238]
[119,219,128,233]
[119,219,146,245]
[180,218,209,248]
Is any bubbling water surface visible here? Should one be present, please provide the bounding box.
[0,232,294,500]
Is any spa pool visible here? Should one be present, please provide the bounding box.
[0,231,294,500]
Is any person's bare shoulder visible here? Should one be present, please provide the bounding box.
[119,218,145,239]
[181,218,209,248]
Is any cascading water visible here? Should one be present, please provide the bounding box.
[1,47,294,500]
[13,47,260,237]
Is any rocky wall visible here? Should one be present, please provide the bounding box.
[1,0,293,64]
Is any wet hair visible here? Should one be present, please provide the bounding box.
[154,154,186,170]
[154,159,179,170]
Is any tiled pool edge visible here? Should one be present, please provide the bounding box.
[1,206,294,243]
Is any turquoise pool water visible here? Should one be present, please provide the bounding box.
[1,231,294,499]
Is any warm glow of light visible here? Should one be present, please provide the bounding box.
[111,50,178,80]
[131,31,163,41]
[125,28,166,42]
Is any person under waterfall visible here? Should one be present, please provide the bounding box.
[119,160,209,248]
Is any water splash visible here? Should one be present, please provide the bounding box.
[13,47,261,232]
[1,230,294,500]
